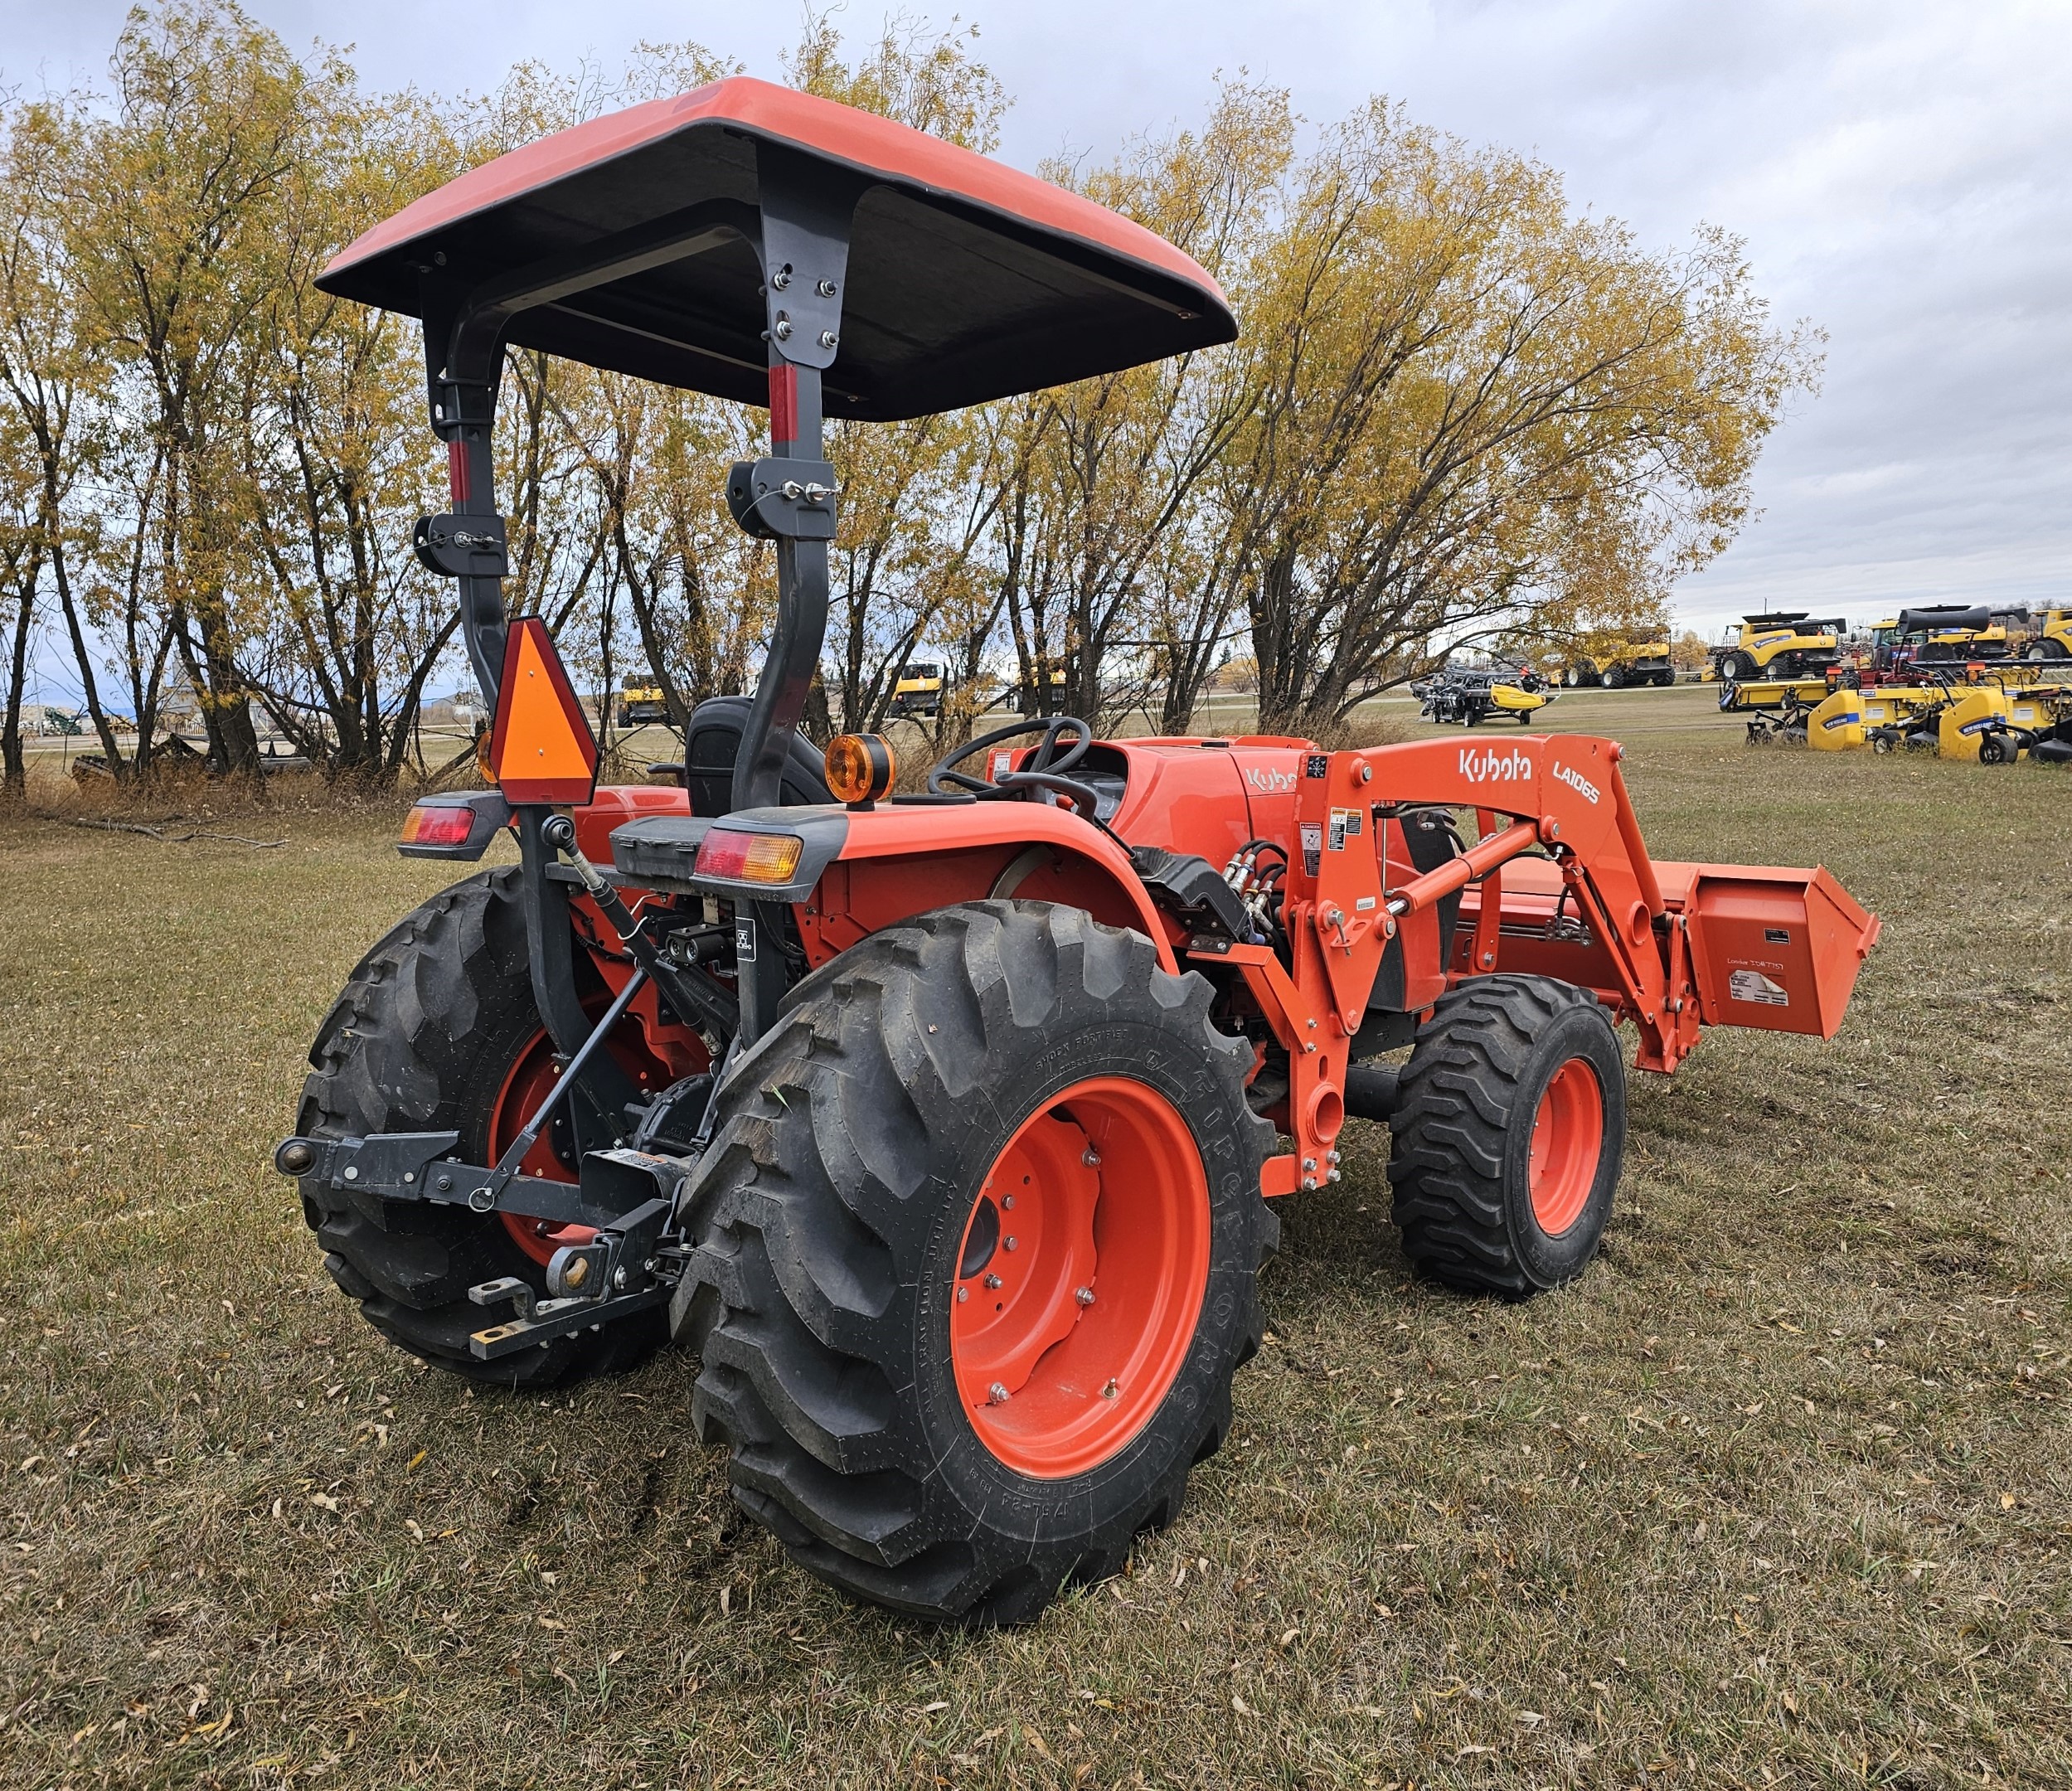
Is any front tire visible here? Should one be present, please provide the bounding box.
[675,901,1274,1624]
[1386,975,1624,1297]
[294,866,672,1387]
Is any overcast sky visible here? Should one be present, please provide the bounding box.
[7,0,2070,653]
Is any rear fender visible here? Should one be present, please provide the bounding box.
[570,782,690,861]
[794,802,1174,971]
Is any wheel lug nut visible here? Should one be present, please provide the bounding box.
[956,1286,968,1303]
[1002,1196,1015,1210]
[1101,1379,1118,1400]
[988,1382,1010,1405]
[984,1274,1002,1289]
[1082,1147,1100,1167]
[1003,1236,1017,1252]
[1075,1287,1094,1307]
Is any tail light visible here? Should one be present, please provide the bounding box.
[694,829,804,884]
[397,792,511,860]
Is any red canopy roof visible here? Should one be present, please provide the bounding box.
[318,78,1236,420]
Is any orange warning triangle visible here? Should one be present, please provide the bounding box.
[488,618,598,804]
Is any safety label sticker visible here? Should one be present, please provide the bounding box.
[1728,968,1788,1006]
[1300,822,1322,877]
[1328,808,1354,852]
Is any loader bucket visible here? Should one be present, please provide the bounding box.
[1682,866,1879,1038]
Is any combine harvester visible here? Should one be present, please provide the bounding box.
[1706,612,1848,684]
[272,79,1880,1624]
[1557,627,1677,689]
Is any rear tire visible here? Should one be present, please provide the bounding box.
[1386,975,1624,1297]
[675,900,1274,1624]
[294,866,671,1388]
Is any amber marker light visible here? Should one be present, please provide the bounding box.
[824,732,896,808]
[694,830,805,884]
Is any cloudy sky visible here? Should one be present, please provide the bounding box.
[7,0,2070,642]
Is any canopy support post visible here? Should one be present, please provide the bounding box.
[727,144,859,817]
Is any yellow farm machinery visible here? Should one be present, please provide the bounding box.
[1745,668,2072,764]
[1706,613,1848,684]
[1413,663,1555,726]
[1558,629,1677,689]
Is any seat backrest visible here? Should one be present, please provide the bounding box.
[682,695,834,815]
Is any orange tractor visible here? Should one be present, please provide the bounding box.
[275,80,1880,1624]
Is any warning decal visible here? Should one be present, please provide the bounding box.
[1299,822,1323,877]
[1728,968,1788,1007]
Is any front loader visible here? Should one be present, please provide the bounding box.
[274,80,1880,1626]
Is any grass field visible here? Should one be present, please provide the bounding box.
[2,680,2069,1789]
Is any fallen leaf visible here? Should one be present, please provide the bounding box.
[1231,1693,1254,1716]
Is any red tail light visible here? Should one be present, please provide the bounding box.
[694,829,804,883]
[400,804,476,847]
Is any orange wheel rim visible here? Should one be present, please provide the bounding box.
[489,1027,599,1265]
[950,1076,1211,1480]
[1527,1058,1603,1236]
[488,1007,686,1266]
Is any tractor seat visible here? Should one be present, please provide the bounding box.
[678,696,835,813]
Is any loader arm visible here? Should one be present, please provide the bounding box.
[1191,735,1875,1199]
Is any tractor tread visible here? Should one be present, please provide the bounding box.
[295,865,667,1389]
[675,900,1273,1624]
[1387,973,1623,1298]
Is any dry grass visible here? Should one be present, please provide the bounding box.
[1,681,2067,1789]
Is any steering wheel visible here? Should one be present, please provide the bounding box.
[927,715,1099,815]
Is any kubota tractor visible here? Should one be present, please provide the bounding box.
[274,80,1880,1626]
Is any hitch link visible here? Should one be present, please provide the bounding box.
[466,1192,679,1361]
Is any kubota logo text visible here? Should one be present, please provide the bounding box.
[1458,746,1533,783]
[1245,765,1296,794]
[1551,762,1599,804]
